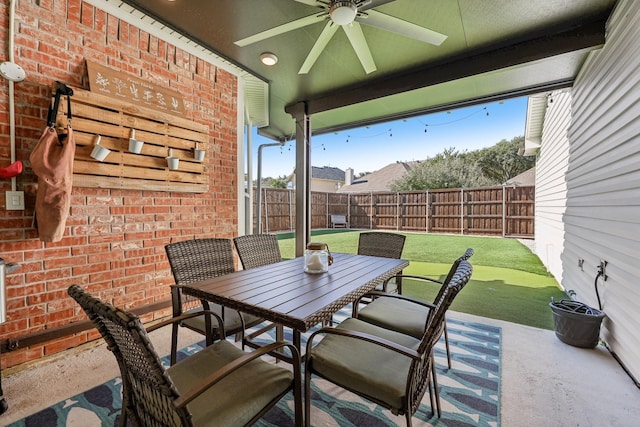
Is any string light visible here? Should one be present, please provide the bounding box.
[417,106,489,128]
[276,105,492,156]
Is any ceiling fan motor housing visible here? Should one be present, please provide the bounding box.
[330,1,358,25]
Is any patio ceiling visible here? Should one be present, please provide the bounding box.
[121,0,616,141]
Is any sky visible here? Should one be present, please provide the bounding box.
[251,96,528,178]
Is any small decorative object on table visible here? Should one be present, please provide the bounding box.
[304,242,333,274]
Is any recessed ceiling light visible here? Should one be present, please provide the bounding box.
[260,52,278,66]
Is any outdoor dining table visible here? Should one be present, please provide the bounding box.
[180,252,409,356]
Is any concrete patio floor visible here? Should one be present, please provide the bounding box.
[1,311,638,426]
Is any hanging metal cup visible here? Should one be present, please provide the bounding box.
[90,135,111,162]
[128,129,144,154]
[193,142,205,161]
[166,148,179,170]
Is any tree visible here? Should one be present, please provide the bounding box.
[254,175,288,188]
[471,136,535,183]
[268,176,288,189]
[391,148,493,191]
[390,136,534,191]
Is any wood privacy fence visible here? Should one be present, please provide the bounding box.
[254,186,535,238]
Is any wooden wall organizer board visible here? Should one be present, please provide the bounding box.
[55,85,209,193]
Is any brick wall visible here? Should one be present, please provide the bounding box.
[0,0,238,369]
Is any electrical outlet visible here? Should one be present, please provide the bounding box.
[5,191,25,210]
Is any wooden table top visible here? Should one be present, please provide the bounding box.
[181,253,409,332]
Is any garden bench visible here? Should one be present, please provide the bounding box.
[331,214,349,228]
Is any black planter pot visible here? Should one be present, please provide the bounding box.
[550,299,605,349]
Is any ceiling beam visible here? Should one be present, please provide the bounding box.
[286,18,607,116]
[308,78,575,137]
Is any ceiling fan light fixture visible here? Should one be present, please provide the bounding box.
[330,1,357,25]
[260,52,278,66]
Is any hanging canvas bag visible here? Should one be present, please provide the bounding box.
[30,83,75,242]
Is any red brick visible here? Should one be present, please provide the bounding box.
[0,0,237,369]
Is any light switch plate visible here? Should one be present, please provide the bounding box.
[6,191,25,210]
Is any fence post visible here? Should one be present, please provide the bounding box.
[264,187,269,233]
[460,188,464,235]
[369,192,373,230]
[326,192,329,228]
[502,185,506,237]
[425,190,429,233]
[396,192,400,231]
[289,189,294,231]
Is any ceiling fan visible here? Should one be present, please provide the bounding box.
[235,0,448,74]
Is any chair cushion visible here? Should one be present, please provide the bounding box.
[168,340,293,427]
[357,296,429,339]
[181,306,262,336]
[308,318,420,410]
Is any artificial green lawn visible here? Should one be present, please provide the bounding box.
[277,230,568,330]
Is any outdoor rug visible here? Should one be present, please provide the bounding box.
[8,310,501,427]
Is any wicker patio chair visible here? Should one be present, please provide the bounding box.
[357,232,406,293]
[233,233,285,345]
[165,238,262,365]
[68,285,302,427]
[233,234,282,270]
[304,260,473,427]
[354,248,474,364]
[352,248,474,416]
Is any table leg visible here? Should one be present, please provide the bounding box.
[293,330,302,356]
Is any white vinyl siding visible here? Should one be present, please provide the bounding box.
[562,0,640,381]
[534,90,572,284]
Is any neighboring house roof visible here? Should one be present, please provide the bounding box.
[338,161,420,193]
[311,166,345,181]
[505,168,536,186]
[287,166,345,181]
[287,166,345,187]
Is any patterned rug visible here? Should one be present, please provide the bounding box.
[8,311,501,427]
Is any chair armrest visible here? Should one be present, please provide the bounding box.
[384,274,443,286]
[173,341,301,409]
[305,326,421,362]
[353,290,435,317]
[377,273,443,294]
[146,309,226,341]
[363,290,436,308]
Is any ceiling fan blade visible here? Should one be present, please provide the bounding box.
[359,9,447,46]
[235,13,326,47]
[342,22,377,74]
[358,0,397,11]
[299,22,339,74]
[293,0,326,6]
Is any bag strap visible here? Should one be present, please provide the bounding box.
[46,82,74,128]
